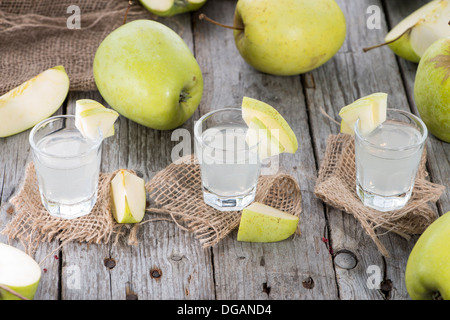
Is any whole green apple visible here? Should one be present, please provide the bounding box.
[414,37,450,143]
[233,0,346,76]
[93,20,203,130]
[139,0,207,17]
[405,211,450,300]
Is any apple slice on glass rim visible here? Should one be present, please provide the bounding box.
[338,92,387,136]
[75,99,119,140]
[241,96,298,160]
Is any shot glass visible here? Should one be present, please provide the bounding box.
[355,109,427,212]
[29,115,103,219]
[194,108,261,211]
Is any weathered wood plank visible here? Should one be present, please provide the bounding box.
[304,0,435,299]
[0,104,64,300]
[194,0,339,299]
[60,10,216,299]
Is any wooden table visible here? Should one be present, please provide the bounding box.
[1,0,449,301]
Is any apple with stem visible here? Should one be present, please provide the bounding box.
[199,0,346,76]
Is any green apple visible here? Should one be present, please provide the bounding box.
[139,0,207,17]
[237,202,299,242]
[0,243,41,300]
[232,0,346,75]
[384,0,450,63]
[414,37,450,143]
[0,65,69,138]
[405,211,450,300]
[110,169,146,224]
[75,99,119,140]
[93,20,203,130]
[241,97,298,154]
[339,93,387,136]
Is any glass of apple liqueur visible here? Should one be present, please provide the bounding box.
[29,115,103,219]
[355,109,427,212]
[194,108,261,211]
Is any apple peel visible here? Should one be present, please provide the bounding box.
[237,202,299,243]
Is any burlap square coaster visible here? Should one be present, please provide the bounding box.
[314,133,445,257]
[3,155,302,256]
[145,155,302,248]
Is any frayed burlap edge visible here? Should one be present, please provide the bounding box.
[314,133,445,257]
[145,155,302,249]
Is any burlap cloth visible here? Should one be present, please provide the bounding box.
[0,0,155,94]
[2,155,302,257]
[315,133,445,257]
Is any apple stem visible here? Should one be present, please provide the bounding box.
[0,283,30,300]
[123,1,133,25]
[362,25,414,53]
[198,13,244,31]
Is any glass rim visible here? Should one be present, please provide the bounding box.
[194,107,260,151]
[354,108,428,152]
[29,114,103,159]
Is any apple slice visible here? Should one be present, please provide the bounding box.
[0,65,70,138]
[339,93,387,136]
[110,170,146,224]
[246,117,285,159]
[237,202,299,242]
[242,97,298,154]
[75,99,118,140]
[384,0,450,63]
[139,0,207,17]
[0,243,41,300]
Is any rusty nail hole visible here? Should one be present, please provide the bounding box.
[302,276,315,289]
[104,258,116,269]
[150,268,162,279]
[125,283,138,300]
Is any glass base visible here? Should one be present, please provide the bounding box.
[202,187,256,212]
[356,183,412,212]
[40,192,97,219]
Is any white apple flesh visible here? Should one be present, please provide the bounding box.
[139,0,207,17]
[0,243,41,300]
[0,66,70,138]
[385,0,450,63]
[110,170,146,224]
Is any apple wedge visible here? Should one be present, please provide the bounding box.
[242,97,298,154]
[110,170,146,224]
[245,117,285,160]
[237,202,299,242]
[139,0,207,17]
[0,65,70,138]
[75,99,119,140]
[384,0,450,63]
[339,93,387,136]
[0,243,41,300]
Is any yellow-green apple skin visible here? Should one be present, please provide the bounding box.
[139,0,207,17]
[405,211,450,300]
[386,0,450,63]
[237,202,299,242]
[0,65,69,138]
[233,0,346,76]
[414,37,450,143]
[93,20,203,130]
[0,243,41,300]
